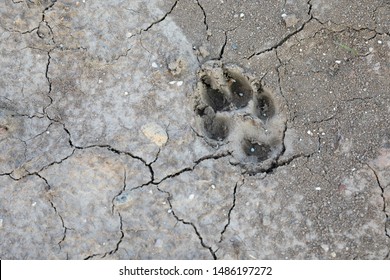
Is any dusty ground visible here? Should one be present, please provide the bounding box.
[0,0,389,260]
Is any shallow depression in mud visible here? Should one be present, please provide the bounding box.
[227,73,253,109]
[255,90,275,121]
[202,80,230,112]
[203,115,230,141]
[242,139,271,162]
[194,60,286,170]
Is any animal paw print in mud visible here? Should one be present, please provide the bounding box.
[194,60,286,173]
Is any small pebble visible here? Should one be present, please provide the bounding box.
[378,40,382,44]
[141,122,168,147]
[335,60,341,64]
[155,239,163,248]
[321,244,329,252]
[189,194,195,200]
[177,81,183,86]
[151,62,158,68]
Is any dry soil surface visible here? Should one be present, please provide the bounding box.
[1,0,389,260]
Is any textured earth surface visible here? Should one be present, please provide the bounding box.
[1,0,389,260]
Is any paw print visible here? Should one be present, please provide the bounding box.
[194,60,286,173]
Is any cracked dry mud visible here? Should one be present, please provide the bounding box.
[0,0,389,260]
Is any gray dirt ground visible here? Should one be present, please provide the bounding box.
[0,0,389,260]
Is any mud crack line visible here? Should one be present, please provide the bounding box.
[43,49,54,115]
[106,212,124,257]
[83,212,124,260]
[33,173,72,250]
[247,8,313,59]
[158,187,217,260]
[219,179,244,243]
[153,151,232,185]
[196,0,209,35]
[365,163,390,242]
[143,1,179,32]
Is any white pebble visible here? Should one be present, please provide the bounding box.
[335,60,341,64]
[124,91,129,95]
[177,81,183,86]
[307,130,313,136]
[378,40,382,44]
[315,187,321,191]
[151,62,158,68]
[155,239,163,248]
[321,244,329,252]
[167,209,172,213]
[169,81,177,85]
[240,13,245,18]
[188,194,195,200]
[211,184,216,189]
